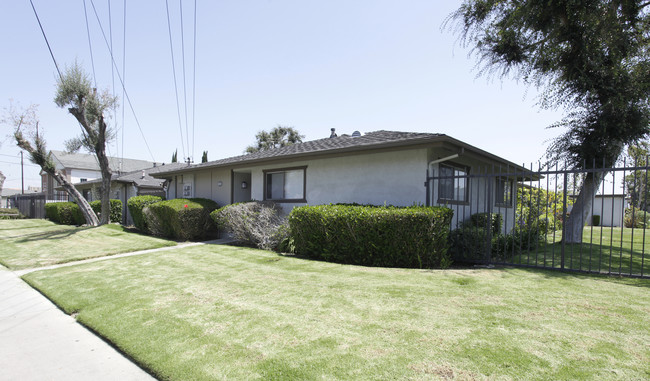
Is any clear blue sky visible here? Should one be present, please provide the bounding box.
[1,0,564,190]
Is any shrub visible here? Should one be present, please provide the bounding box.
[144,198,218,240]
[592,215,601,226]
[450,219,546,264]
[469,212,503,235]
[128,195,164,232]
[288,204,453,268]
[0,208,23,219]
[624,210,650,228]
[211,201,288,250]
[90,199,123,223]
[45,202,78,225]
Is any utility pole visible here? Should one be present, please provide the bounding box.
[21,151,24,194]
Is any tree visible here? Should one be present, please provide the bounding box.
[624,141,650,211]
[55,63,117,225]
[451,1,650,243]
[201,151,208,163]
[245,126,304,154]
[172,149,178,163]
[6,104,99,225]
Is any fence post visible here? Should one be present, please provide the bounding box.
[561,172,568,270]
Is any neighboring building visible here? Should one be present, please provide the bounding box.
[67,162,187,225]
[2,188,25,208]
[42,150,156,200]
[570,194,628,227]
[151,130,535,231]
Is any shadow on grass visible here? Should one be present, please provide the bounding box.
[13,226,94,243]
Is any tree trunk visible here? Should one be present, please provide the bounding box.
[564,171,604,243]
[96,148,112,225]
[51,170,99,226]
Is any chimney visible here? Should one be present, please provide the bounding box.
[141,170,146,179]
[330,128,337,138]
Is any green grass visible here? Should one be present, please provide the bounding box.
[23,245,650,380]
[0,219,176,270]
[511,227,650,276]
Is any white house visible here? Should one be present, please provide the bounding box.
[151,130,534,232]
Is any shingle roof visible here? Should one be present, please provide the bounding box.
[71,162,187,188]
[50,150,155,173]
[152,130,446,175]
[150,130,532,177]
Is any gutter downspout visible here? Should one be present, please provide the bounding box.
[426,153,461,206]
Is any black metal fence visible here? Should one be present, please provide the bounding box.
[427,161,650,278]
[10,193,68,219]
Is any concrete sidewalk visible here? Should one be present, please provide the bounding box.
[0,265,155,381]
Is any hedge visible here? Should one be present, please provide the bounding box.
[45,202,79,225]
[288,204,454,268]
[45,199,121,225]
[90,199,122,223]
[127,195,164,232]
[144,198,219,240]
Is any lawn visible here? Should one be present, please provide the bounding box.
[23,244,650,380]
[510,227,650,276]
[0,219,176,270]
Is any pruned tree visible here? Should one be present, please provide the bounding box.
[245,125,304,154]
[55,63,117,225]
[451,1,650,243]
[6,104,99,225]
[201,150,208,163]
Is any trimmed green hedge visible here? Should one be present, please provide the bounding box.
[288,204,454,268]
[45,202,79,225]
[127,195,164,232]
[45,199,121,225]
[144,198,219,241]
[90,199,122,223]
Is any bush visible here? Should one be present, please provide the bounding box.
[0,208,23,219]
[45,202,78,225]
[211,201,287,250]
[144,198,219,240]
[90,199,122,223]
[469,212,503,235]
[288,204,453,268]
[450,218,546,264]
[624,210,650,228]
[592,214,601,226]
[128,195,164,232]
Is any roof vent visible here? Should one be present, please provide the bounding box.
[330,128,337,138]
[141,170,146,179]
[351,131,361,137]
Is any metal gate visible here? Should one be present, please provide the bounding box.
[426,161,650,278]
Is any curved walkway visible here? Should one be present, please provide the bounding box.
[0,238,232,381]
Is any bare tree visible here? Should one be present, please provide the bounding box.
[6,104,99,225]
[55,63,117,225]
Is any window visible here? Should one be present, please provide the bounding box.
[264,167,306,202]
[80,178,87,183]
[438,163,468,203]
[495,178,513,207]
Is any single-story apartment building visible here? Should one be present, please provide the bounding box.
[67,162,187,225]
[151,130,534,232]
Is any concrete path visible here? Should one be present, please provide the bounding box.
[0,237,233,381]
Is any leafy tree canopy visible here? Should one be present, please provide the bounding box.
[245,126,304,154]
[451,0,650,167]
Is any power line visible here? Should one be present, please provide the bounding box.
[180,0,190,161]
[192,0,197,163]
[165,0,186,161]
[29,0,62,79]
[0,160,40,168]
[83,0,98,87]
[121,0,126,163]
[88,0,156,162]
